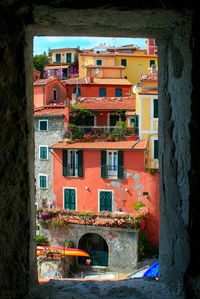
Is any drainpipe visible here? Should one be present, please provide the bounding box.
[64,99,70,129]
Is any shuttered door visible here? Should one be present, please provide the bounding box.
[100,191,112,212]
[64,189,76,210]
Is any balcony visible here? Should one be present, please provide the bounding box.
[63,126,139,142]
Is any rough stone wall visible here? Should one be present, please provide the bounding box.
[41,223,138,273]
[158,20,192,295]
[0,1,199,298]
[34,117,64,206]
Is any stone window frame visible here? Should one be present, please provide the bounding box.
[39,119,48,131]
[39,145,48,160]
[38,173,48,189]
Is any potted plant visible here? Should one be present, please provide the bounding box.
[64,240,74,248]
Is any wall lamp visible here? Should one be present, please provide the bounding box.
[125,188,129,192]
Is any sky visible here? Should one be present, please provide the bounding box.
[33,36,146,55]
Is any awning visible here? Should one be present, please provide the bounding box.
[37,245,90,257]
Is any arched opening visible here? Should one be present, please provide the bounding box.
[78,233,109,266]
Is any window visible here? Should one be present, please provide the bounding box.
[153,98,158,118]
[39,174,47,189]
[107,151,118,178]
[115,88,122,97]
[39,146,48,160]
[66,53,72,63]
[39,120,48,131]
[96,59,102,65]
[99,191,112,212]
[99,87,106,97]
[53,89,57,102]
[154,140,159,159]
[121,59,127,66]
[62,150,83,177]
[64,188,76,210]
[101,150,124,179]
[55,53,61,62]
[150,59,155,67]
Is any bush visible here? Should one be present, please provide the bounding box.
[138,230,158,260]
[35,234,49,246]
[64,240,74,248]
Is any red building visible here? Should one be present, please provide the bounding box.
[50,139,159,246]
[146,39,158,55]
[33,77,66,108]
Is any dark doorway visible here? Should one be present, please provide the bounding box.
[78,233,109,266]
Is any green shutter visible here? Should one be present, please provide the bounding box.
[153,99,158,118]
[154,140,159,159]
[64,189,76,210]
[101,151,107,178]
[118,151,124,179]
[100,191,112,212]
[62,150,68,176]
[66,53,72,63]
[78,150,83,177]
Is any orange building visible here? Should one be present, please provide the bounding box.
[62,77,132,101]
[50,139,159,246]
[33,77,66,108]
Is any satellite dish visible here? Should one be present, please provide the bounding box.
[132,85,137,94]
[95,68,99,74]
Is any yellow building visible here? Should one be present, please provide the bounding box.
[79,51,158,87]
[135,70,158,169]
[44,47,81,79]
[114,53,158,87]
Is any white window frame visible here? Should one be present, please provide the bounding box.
[39,145,48,160]
[68,150,79,177]
[39,119,48,131]
[63,187,77,211]
[38,174,48,189]
[107,151,118,179]
[98,189,114,212]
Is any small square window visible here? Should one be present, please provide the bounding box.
[96,60,102,65]
[121,59,127,66]
[99,87,106,97]
[39,120,48,131]
[115,88,122,97]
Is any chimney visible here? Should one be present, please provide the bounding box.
[90,77,94,83]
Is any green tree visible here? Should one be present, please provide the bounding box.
[33,52,49,78]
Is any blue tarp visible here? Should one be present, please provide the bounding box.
[143,261,159,278]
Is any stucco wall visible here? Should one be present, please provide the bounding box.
[40,223,138,273]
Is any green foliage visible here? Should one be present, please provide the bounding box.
[69,104,93,126]
[70,126,84,140]
[138,230,158,260]
[33,52,49,78]
[132,201,146,211]
[35,234,49,246]
[64,240,74,248]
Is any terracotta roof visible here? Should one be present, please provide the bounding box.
[33,77,58,86]
[62,77,91,85]
[139,90,158,95]
[74,96,135,111]
[50,47,82,52]
[50,139,147,150]
[34,105,66,117]
[62,77,132,86]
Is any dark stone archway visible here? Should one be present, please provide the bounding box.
[78,233,109,266]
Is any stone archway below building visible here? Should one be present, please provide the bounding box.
[78,233,108,266]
